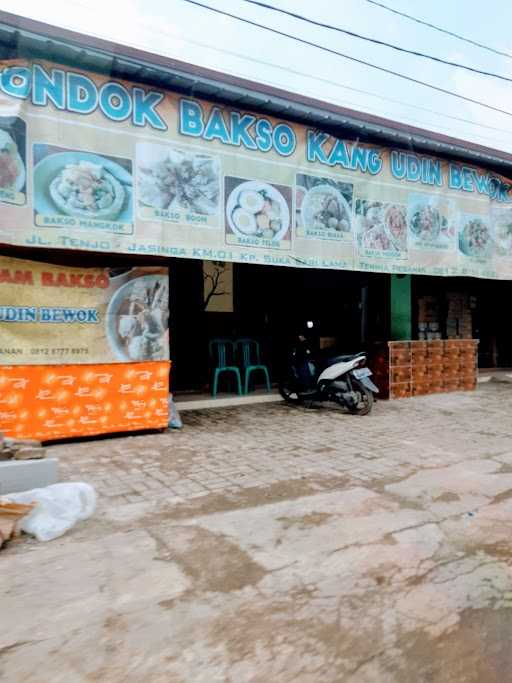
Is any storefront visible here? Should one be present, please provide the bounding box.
[409,275,512,368]
[1,10,512,439]
[171,260,389,394]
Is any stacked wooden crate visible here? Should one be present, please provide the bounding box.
[388,342,412,399]
[388,340,478,399]
[446,293,473,339]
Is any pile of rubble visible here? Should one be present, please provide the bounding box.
[0,434,46,461]
[0,433,47,549]
[0,500,35,549]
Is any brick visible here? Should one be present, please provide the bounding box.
[40,385,512,508]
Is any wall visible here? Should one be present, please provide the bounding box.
[391,275,411,341]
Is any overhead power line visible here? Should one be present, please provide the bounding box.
[365,0,512,61]
[56,0,512,146]
[239,0,512,83]
[178,0,512,120]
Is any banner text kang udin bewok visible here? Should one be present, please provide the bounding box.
[2,62,511,202]
[0,307,99,323]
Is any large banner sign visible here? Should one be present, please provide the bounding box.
[0,255,169,364]
[1,59,512,279]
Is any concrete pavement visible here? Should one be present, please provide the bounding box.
[2,384,512,681]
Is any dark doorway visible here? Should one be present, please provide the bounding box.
[170,260,389,394]
[412,275,512,369]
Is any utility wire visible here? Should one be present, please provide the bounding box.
[239,0,512,83]
[56,0,512,144]
[365,0,512,60]
[178,0,512,120]
[180,40,512,144]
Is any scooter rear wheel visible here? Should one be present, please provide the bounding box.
[346,382,373,415]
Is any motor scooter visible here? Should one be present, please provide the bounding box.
[278,322,379,415]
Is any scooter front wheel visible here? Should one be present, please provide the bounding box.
[279,381,303,404]
[346,381,374,415]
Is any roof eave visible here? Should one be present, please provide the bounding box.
[1,9,511,173]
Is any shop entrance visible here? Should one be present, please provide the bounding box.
[170,260,389,396]
[472,280,512,368]
[412,275,512,369]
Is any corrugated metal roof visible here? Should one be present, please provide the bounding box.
[1,9,511,175]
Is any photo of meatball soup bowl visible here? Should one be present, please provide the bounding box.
[226,180,290,241]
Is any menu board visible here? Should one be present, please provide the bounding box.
[0,58,511,280]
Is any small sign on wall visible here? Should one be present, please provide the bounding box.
[203,261,233,313]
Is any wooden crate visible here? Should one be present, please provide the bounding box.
[389,382,411,399]
[412,364,428,380]
[443,379,461,393]
[427,367,443,381]
[390,350,411,366]
[385,339,478,400]
[391,366,412,384]
[412,380,431,396]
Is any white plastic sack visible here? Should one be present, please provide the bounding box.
[4,482,96,542]
[168,394,183,429]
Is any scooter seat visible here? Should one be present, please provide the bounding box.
[327,352,365,364]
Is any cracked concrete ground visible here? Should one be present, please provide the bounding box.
[2,384,512,682]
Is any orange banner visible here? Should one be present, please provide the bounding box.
[0,361,169,441]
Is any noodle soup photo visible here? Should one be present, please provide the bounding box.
[106,273,169,362]
[137,141,220,227]
[407,194,455,251]
[458,213,494,260]
[296,173,353,242]
[0,117,27,206]
[33,144,133,234]
[355,199,408,259]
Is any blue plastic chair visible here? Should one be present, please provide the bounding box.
[209,339,242,398]
[236,338,271,394]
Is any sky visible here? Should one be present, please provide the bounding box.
[3,0,512,154]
